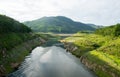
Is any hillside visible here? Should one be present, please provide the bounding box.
[0,15,50,76]
[95,24,120,36]
[86,24,103,29]
[0,15,32,50]
[62,24,120,77]
[24,16,96,33]
[0,15,31,33]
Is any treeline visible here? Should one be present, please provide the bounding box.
[0,15,31,33]
[95,24,120,36]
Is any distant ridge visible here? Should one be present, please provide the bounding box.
[24,16,96,33]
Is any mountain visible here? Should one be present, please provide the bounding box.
[0,15,31,33]
[24,16,96,33]
[95,23,120,36]
[86,24,103,29]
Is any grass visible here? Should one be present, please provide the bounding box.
[85,51,120,77]
[95,69,113,77]
[63,33,120,77]
[86,51,120,70]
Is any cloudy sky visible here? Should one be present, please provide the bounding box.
[0,0,120,26]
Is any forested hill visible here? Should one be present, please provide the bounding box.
[0,14,48,76]
[95,24,120,36]
[0,15,31,33]
[24,16,96,33]
[0,15,32,50]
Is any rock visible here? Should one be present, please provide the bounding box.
[0,65,6,77]
[72,47,78,52]
[40,37,46,44]
[11,63,20,70]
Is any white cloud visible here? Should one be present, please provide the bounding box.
[0,0,120,25]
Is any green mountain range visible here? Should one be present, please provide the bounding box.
[24,16,96,33]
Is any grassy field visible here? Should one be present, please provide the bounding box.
[63,33,120,77]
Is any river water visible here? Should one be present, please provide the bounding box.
[8,39,96,77]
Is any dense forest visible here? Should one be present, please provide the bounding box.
[0,15,33,51]
[0,15,31,33]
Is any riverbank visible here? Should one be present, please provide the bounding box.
[0,33,52,77]
[61,33,120,77]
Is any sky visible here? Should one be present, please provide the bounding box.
[0,0,120,26]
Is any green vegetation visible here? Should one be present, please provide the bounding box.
[0,15,31,33]
[0,36,44,75]
[0,33,37,50]
[95,23,120,36]
[0,15,35,57]
[0,14,63,76]
[0,14,33,54]
[0,15,52,76]
[63,24,120,77]
[24,16,96,33]
[1,13,120,77]
[0,14,34,51]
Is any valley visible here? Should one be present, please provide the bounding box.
[0,14,120,77]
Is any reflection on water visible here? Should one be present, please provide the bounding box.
[8,46,96,77]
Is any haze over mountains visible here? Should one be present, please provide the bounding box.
[24,16,97,33]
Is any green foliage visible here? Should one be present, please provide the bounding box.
[0,32,54,75]
[24,16,96,33]
[0,35,44,75]
[85,51,120,77]
[0,33,32,50]
[65,33,120,58]
[0,14,33,51]
[0,15,31,33]
[65,33,111,51]
[114,24,120,36]
[95,24,120,36]
[64,33,120,77]
[97,38,120,57]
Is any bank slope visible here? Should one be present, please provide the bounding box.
[63,24,120,77]
[0,15,49,76]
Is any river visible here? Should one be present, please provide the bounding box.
[8,38,96,77]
